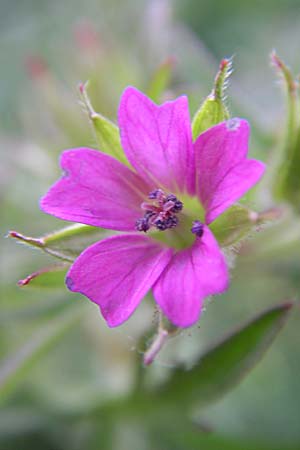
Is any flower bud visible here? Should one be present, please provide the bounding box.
[271,52,300,212]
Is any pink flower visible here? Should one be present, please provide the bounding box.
[40,87,265,328]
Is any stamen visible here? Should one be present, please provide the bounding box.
[165,194,183,213]
[135,189,183,233]
[191,220,204,237]
[135,218,150,232]
[154,215,178,231]
[148,189,164,200]
[135,211,154,232]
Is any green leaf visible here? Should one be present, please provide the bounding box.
[93,303,292,421]
[79,82,129,166]
[209,204,258,247]
[192,58,231,140]
[155,302,293,410]
[9,224,108,262]
[0,306,84,401]
[157,424,300,450]
[146,58,175,103]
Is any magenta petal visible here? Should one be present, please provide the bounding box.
[40,148,150,231]
[66,234,173,327]
[118,87,195,195]
[153,226,229,328]
[194,119,265,224]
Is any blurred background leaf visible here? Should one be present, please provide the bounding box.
[154,302,293,410]
[0,305,83,401]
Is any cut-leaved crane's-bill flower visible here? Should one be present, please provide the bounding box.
[40,87,265,328]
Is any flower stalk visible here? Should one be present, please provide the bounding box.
[143,328,169,366]
[143,311,179,365]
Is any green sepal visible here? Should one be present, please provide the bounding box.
[9,224,107,262]
[79,82,129,166]
[209,204,258,247]
[17,263,69,289]
[192,58,231,140]
[210,204,282,248]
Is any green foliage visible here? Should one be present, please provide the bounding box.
[146,58,175,103]
[84,302,292,423]
[0,306,84,401]
[153,302,292,410]
[157,426,300,450]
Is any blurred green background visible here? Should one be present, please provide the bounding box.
[1,0,300,449]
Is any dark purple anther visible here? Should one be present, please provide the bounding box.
[154,214,178,231]
[171,200,183,213]
[165,194,177,202]
[154,219,168,231]
[191,220,204,237]
[135,210,155,232]
[148,189,164,200]
[135,217,150,232]
[165,194,183,212]
[165,215,178,228]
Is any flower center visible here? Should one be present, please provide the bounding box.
[135,188,183,233]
